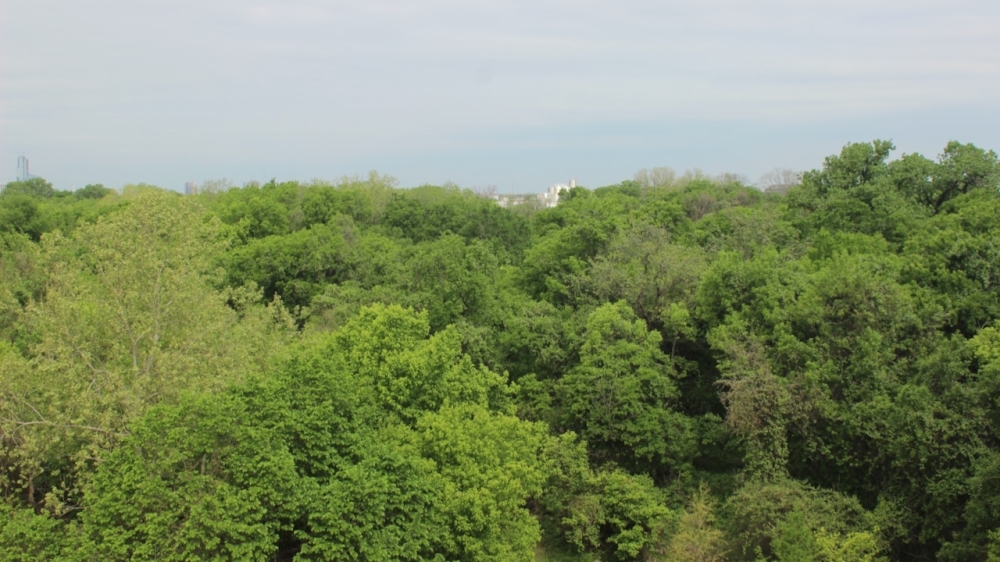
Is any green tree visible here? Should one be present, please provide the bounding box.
[224,221,357,309]
[80,394,300,562]
[0,197,52,240]
[301,185,374,227]
[1,178,56,199]
[521,190,636,303]
[915,142,999,212]
[559,302,695,477]
[0,507,71,561]
[664,484,727,562]
[724,478,874,562]
[575,226,706,336]
[0,191,293,509]
[73,184,113,200]
[297,430,449,561]
[559,468,674,561]
[414,404,552,561]
[773,511,819,562]
[332,304,510,419]
[787,140,922,242]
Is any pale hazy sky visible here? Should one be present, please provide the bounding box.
[2,0,999,193]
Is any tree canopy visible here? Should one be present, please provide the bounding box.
[3,140,1000,561]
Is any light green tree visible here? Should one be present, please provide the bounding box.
[0,191,293,509]
[663,485,727,562]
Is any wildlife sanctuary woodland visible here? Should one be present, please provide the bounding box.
[5,140,1000,562]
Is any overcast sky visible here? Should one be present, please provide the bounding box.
[2,0,999,193]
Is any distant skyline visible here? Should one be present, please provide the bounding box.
[2,0,999,193]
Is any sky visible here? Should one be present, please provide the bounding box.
[2,0,999,193]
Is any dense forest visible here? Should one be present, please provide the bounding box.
[2,140,1000,561]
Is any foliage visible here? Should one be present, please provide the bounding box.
[558,302,696,477]
[2,140,1000,561]
[1,178,57,199]
[723,477,876,561]
[559,468,674,561]
[80,394,300,561]
[0,191,293,511]
[664,484,727,562]
[0,507,70,561]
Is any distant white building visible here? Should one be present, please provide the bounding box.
[538,178,576,208]
[184,181,198,195]
[494,178,576,208]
